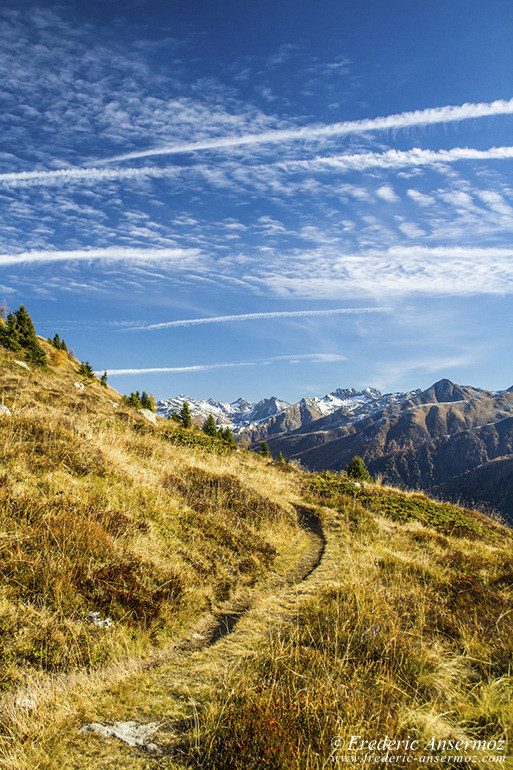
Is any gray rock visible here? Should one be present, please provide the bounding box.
[0,404,11,417]
[13,360,29,371]
[80,721,161,752]
[74,382,85,391]
[137,408,157,424]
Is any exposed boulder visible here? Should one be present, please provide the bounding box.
[13,360,30,371]
[80,721,161,751]
[138,408,157,424]
[0,404,11,417]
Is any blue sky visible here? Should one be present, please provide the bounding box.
[2,0,513,402]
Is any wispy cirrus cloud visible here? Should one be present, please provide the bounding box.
[256,246,513,298]
[103,352,347,375]
[277,145,513,174]
[127,306,391,331]
[372,352,478,390]
[102,98,513,162]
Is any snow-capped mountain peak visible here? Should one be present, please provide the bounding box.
[156,385,383,431]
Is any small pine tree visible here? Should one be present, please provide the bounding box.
[346,455,371,481]
[0,312,21,351]
[223,426,237,447]
[61,338,68,352]
[202,413,217,437]
[78,361,95,379]
[278,451,285,463]
[259,441,271,459]
[140,391,150,409]
[122,392,142,408]
[100,371,108,387]
[13,305,46,366]
[148,393,157,413]
[52,333,61,349]
[169,411,181,423]
[180,401,192,428]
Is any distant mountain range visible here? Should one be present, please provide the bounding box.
[157,379,513,525]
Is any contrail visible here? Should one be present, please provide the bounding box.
[2,144,513,191]
[102,352,347,376]
[127,307,391,331]
[102,97,513,162]
[0,246,200,267]
[0,164,181,188]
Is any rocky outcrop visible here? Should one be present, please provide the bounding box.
[138,408,157,424]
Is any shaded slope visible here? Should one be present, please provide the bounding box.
[431,455,513,525]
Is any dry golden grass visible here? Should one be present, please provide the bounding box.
[0,344,311,768]
[181,504,512,769]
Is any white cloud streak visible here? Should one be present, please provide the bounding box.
[0,165,182,188]
[128,306,391,331]
[102,98,513,162]
[0,247,201,267]
[103,352,347,376]
[278,145,513,173]
[2,145,513,191]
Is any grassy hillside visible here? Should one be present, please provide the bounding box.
[0,325,512,769]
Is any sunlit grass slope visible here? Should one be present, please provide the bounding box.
[0,337,312,765]
[177,476,513,769]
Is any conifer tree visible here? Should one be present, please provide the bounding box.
[223,426,237,447]
[169,411,181,423]
[78,361,95,379]
[0,312,21,351]
[52,333,61,349]
[180,401,192,428]
[148,393,157,412]
[14,305,46,366]
[202,413,217,436]
[259,441,271,459]
[100,371,108,387]
[346,455,371,481]
[278,451,285,463]
[123,392,142,408]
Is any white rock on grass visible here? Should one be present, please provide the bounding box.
[74,382,85,391]
[13,360,30,371]
[80,721,161,752]
[137,408,157,424]
[0,404,11,417]
[88,611,114,629]
[15,695,37,710]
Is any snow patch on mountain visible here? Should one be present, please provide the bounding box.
[156,386,387,431]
